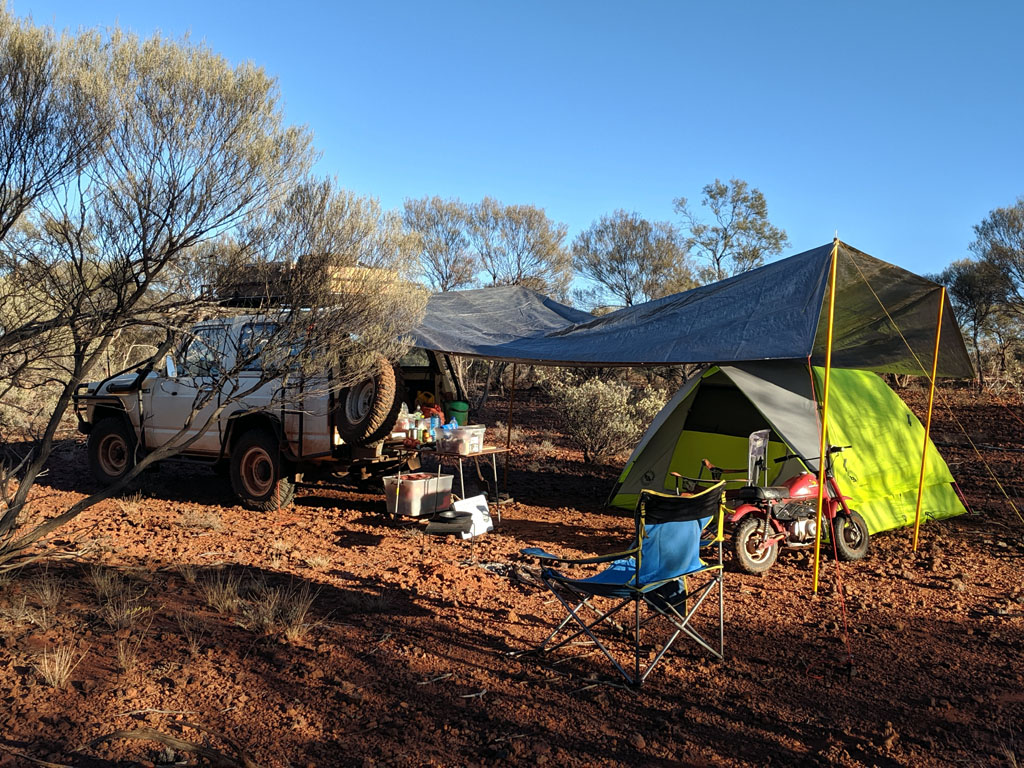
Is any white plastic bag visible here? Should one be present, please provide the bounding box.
[451,494,493,539]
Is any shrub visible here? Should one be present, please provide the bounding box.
[547,376,666,462]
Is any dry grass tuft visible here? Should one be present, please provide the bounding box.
[175,611,205,658]
[280,582,318,643]
[176,563,199,584]
[303,554,332,570]
[240,579,319,642]
[363,588,393,614]
[29,573,64,612]
[100,583,151,630]
[25,573,65,630]
[115,616,153,676]
[116,490,145,518]
[88,565,122,602]
[0,594,30,624]
[242,579,283,634]
[34,644,87,688]
[201,570,242,614]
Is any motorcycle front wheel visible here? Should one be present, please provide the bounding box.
[733,517,779,575]
[833,510,870,561]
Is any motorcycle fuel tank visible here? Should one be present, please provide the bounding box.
[784,472,819,498]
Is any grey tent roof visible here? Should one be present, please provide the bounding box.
[411,241,974,378]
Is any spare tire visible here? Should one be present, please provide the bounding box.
[335,356,404,446]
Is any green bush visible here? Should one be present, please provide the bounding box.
[548,375,666,462]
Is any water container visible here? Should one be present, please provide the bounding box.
[445,400,470,426]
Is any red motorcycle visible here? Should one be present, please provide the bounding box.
[725,443,869,574]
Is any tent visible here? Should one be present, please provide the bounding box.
[609,362,966,534]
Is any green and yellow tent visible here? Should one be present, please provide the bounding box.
[610,362,966,533]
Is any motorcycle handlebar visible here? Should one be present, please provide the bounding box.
[773,445,852,464]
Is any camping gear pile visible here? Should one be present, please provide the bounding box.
[399,238,980,682]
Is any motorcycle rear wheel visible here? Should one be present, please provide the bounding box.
[733,517,779,575]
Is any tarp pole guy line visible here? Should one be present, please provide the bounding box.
[812,241,840,595]
[913,287,945,551]
[936,396,1024,525]
[846,252,1024,526]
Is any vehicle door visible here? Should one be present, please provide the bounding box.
[143,325,229,454]
[234,321,331,458]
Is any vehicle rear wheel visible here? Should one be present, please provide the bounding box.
[230,430,295,511]
[87,417,137,486]
[833,510,870,561]
[733,516,779,575]
[335,355,403,446]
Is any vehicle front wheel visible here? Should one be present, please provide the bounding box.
[833,510,870,561]
[87,417,137,486]
[733,516,779,575]
[230,430,295,511]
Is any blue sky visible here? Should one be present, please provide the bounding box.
[13,0,1024,276]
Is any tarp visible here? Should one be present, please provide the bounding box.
[412,285,594,360]
[412,241,974,378]
[610,362,966,533]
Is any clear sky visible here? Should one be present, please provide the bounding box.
[12,0,1024,276]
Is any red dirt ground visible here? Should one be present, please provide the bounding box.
[0,384,1021,767]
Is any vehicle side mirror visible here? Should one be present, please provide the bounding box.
[165,354,178,379]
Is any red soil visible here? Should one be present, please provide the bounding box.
[0,385,1021,767]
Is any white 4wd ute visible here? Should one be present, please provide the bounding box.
[73,316,452,510]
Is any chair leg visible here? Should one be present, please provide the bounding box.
[538,590,632,653]
[634,593,641,684]
[718,552,725,658]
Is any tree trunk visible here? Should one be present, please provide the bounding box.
[973,327,984,393]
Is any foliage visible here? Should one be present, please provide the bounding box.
[467,196,572,298]
[0,6,106,242]
[674,178,789,284]
[970,197,1024,313]
[931,197,1024,393]
[403,196,476,291]
[572,210,694,307]
[547,375,666,463]
[0,16,426,568]
[936,258,1011,391]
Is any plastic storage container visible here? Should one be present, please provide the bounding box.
[438,424,486,455]
[383,473,454,517]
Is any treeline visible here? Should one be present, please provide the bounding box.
[935,200,1024,392]
[401,178,789,309]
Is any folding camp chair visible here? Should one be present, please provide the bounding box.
[520,481,726,686]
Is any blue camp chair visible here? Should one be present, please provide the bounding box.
[520,481,726,686]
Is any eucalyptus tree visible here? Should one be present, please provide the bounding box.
[402,195,476,292]
[970,197,1024,314]
[467,196,571,299]
[674,178,789,284]
[572,209,694,307]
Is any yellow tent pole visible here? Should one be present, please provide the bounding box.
[912,287,945,551]
[812,241,840,594]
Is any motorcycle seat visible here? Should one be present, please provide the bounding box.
[735,485,790,502]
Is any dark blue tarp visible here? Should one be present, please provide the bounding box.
[411,241,974,378]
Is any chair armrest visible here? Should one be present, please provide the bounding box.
[520,546,637,565]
